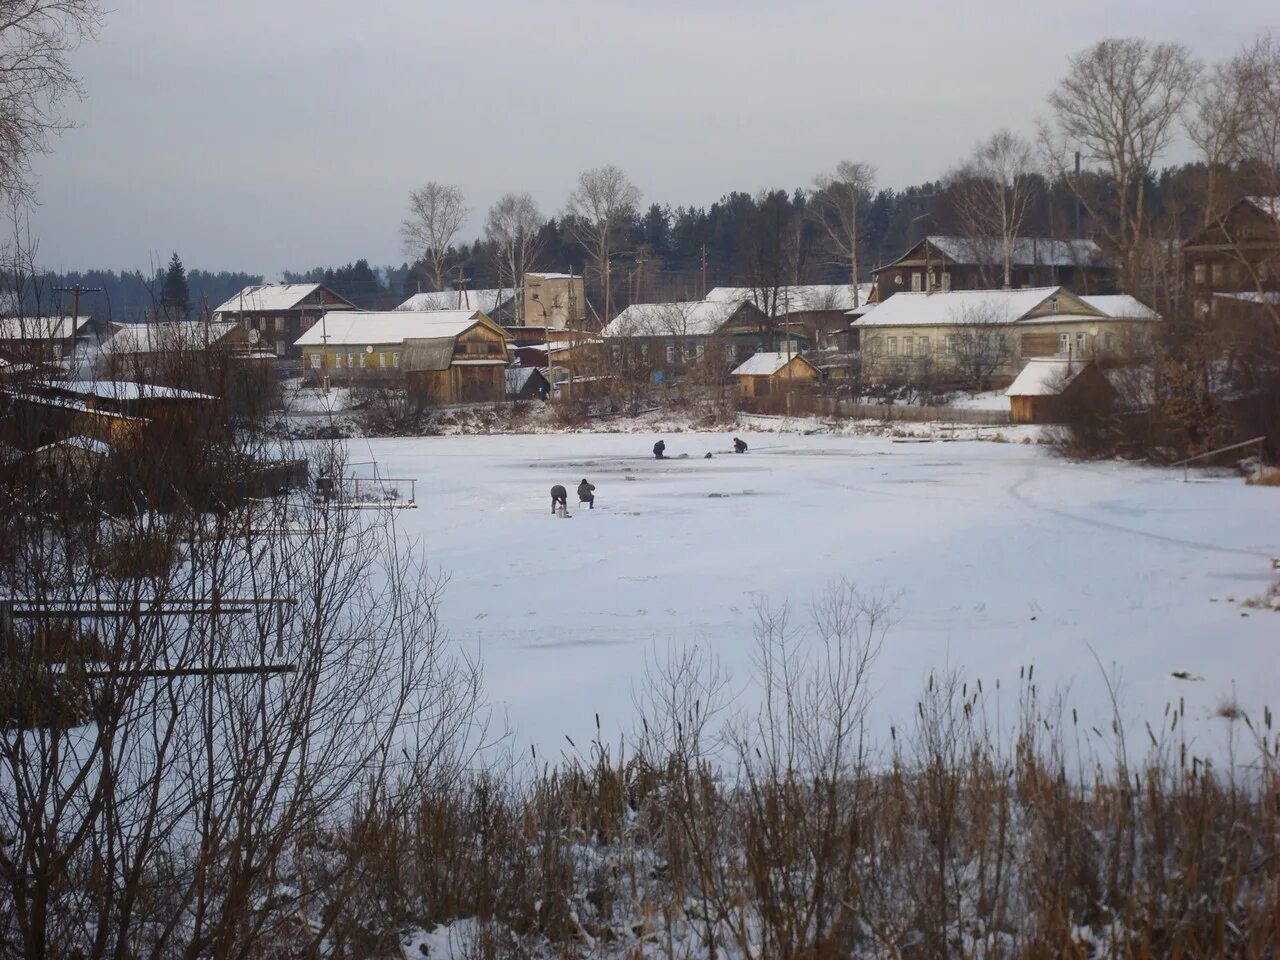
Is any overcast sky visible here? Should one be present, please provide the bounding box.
[24,0,1272,277]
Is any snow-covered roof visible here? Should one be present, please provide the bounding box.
[294,310,489,347]
[1006,358,1090,397]
[1080,295,1160,320]
[603,300,750,338]
[1244,196,1280,222]
[213,283,336,315]
[526,272,577,280]
[0,315,94,341]
[889,236,1107,269]
[1213,290,1280,305]
[397,288,515,312]
[43,379,217,401]
[505,367,545,393]
[855,287,1095,328]
[706,284,872,315]
[34,434,113,456]
[731,351,813,377]
[105,321,238,355]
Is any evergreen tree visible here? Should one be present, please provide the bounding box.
[160,252,191,319]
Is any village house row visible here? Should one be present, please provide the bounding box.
[3,198,1277,423]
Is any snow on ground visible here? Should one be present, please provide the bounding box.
[356,431,1278,765]
[946,389,1012,411]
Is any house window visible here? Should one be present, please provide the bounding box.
[611,344,621,363]
[695,342,705,361]
[334,351,343,369]
[1194,263,1207,285]
[940,273,951,292]
[911,272,922,292]
[1104,332,1115,351]
[903,336,913,357]
[640,343,650,361]
[1075,332,1087,355]
[887,337,898,356]
[359,351,367,368]
[487,342,500,355]
[347,352,355,369]
[666,343,676,364]
[392,351,401,367]
[946,335,958,355]
[723,343,735,361]
[1058,333,1070,355]
[379,352,387,367]
[310,353,321,369]
[919,336,930,355]
[275,341,285,357]
[275,316,285,332]
[1211,263,1224,285]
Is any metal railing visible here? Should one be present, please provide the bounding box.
[1172,435,1267,482]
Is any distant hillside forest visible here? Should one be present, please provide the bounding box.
[9,161,1237,321]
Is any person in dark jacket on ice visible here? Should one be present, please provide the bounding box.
[653,439,666,459]
[578,478,596,509]
[733,437,748,453]
[550,484,568,514]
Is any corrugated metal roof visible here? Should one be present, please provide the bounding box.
[105,321,238,354]
[0,315,93,341]
[854,287,1093,328]
[213,283,333,315]
[400,338,455,372]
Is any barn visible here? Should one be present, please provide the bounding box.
[730,352,819,398]
[1006,358,1116,424]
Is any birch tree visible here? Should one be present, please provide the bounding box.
[401,181,468,292]
[564,165,641,324]
[945,131,1035,289]
[485,191,543,321]
[811,161,876,306]
[1045,38,1200,295]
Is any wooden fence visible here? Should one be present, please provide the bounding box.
[740,395,1011,425]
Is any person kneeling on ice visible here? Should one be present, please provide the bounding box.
[653,439,666,459]
[733,436,748,454]
[578,478,596,509]
[550,484,568,515]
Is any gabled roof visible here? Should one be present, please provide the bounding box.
[526,272,577,280]
[1080,294,1160,320]
[397,288,516,312]
[855,287,1100,328]
[293,309,500,347]
[105,321,238,354]
[706,284,872,315]
[213,283,355,315]
[731,351,816,377]
[505,366,548,393]
[34,434,114,456]
[602,300,759,338]
[1006,358,1092,397]
[882,236,1107,270]
[0,315,94,341]
[1244,196,1280,222]
[41,379,217,401]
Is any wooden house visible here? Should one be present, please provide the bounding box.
[1183,196,1280,340]
[1006,358,1116,424]
[603,300,798,378]
[706,284,872,351]
[0,315,100,365]
[398,287,518,324]
[295,310,511,404]
[731,352,819,397]
[873,236,1114,299]
[213,283,358,358]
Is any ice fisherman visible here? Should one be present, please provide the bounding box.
[733,437,748,454]
[550,484,568,515]
[653,439,666,459]
[578,478,596,509]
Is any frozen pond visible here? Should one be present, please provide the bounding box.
[358,431,1280,764]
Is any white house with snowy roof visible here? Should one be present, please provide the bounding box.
[213,282,358,358]
[855,286,1159,386]
[397,287,517,321]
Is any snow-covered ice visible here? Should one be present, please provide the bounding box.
[357,431,1279,764]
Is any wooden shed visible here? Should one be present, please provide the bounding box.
[506,367,550,400]
[1006,358,1116,424]
[730,352,819,398]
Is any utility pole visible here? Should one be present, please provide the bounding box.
[453,266,472,309]
[52,283,103,368]
[700,244,708,300]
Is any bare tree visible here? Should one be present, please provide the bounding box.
[946,131,1036,289]
[0,0,102,201]
[948,302,1015,390]
[484,191,543,322]
[811,161,876,306]
[1045,38,1201,295]
[401,181,468,293]
[563,165,640,325]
